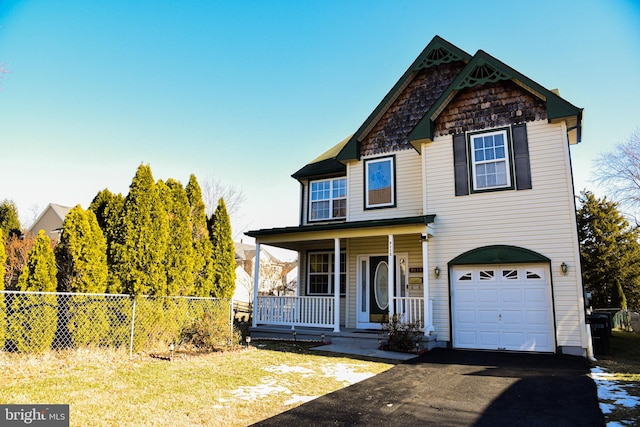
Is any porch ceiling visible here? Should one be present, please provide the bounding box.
[245,215,435,252]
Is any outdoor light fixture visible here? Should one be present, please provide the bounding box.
[434,266,441,277]
[321,333,325,343]
[169,342,175,361]
[246,336,251,346]
[292,330,297,341]
[561,262,568,274]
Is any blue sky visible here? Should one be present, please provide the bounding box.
[1,0,639,245]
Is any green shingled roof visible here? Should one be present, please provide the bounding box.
[291,135,351,180]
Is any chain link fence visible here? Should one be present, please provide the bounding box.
[0,291,233,355]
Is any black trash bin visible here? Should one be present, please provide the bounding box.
[588,314,610,356]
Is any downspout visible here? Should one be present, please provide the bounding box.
[388,234,395,321]
[422,232,434,335]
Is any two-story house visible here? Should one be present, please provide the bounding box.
[246,36,589,357]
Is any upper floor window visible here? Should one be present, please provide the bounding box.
[309,177,347,221]
[470,129,511,191]
[365,156,396,209]
[453,124,531,196]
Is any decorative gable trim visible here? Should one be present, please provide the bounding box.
[408,50,583,151]
[335,36,472,162]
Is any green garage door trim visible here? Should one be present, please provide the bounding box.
[449,245,550,265]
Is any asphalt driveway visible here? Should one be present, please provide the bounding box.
[253,348,604,427]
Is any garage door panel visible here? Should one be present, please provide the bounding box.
[457,310,476,324]
[478,331,500,347]
[526,310,550,326]
[477,289,499,303]
[500,288,523,304]
[500,310,524,325]
[457,331,479,346]
[456,288,476,303]
[502,332,526,348]
[526,333,551,348]
[453,264,554,353]
[477,310,499,326]
[525,288,546,302]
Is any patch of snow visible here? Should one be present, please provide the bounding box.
[230,379,291,401]
[590,366,640,425]
[321,363,376,385]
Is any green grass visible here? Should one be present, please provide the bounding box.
[0,341,394,426]
[592,330,640,425]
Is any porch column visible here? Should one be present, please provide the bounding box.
[333,237,340,332]
[251,242,261,328]
[422,233,434,335]
[388,234,395,321]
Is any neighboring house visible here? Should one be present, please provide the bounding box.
[27,203,72,243]
[247,36,589,356]
[235,241,297,297]
[233,265,253,303]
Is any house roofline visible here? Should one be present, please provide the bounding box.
[246,214,435,238]
[407,49,584,150]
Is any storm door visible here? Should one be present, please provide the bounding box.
[356,254,408,329]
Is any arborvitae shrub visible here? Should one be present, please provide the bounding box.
[9,231,58,353]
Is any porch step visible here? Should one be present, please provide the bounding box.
[249,325,438,353]
[249,326,374,343]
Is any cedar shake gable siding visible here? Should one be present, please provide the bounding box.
[434,79,548,137]
[360,61,467,157]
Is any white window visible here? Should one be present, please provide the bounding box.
[470,130,511,191]
[307,252,346,295]
[309,178,347,221]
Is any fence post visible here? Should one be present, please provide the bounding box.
[129,295,137,358]
[229,299,234,344]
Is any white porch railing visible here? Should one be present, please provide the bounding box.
[392,297,433,331]
[255,296,334,328]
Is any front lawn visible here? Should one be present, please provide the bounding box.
[591,330,640,425]
[0,341,394,426]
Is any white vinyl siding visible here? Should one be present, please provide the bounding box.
[423,120,586,350]
[348,149,423,221]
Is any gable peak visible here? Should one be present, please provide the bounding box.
[413,36,471,71]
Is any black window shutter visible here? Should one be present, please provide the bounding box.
[512,123,532,190]
[453,133,469,196]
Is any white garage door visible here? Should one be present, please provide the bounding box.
[451,264,554,352]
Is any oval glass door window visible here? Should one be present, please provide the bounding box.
[374,261,389,309]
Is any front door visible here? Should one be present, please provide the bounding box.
[357,254,408,329]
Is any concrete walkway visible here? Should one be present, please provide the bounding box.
[310,342,418,361]
[253,348,604,426]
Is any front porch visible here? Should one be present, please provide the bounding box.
[246,215,437,337]
[253,295,433,333]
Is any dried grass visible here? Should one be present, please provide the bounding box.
[1,343,393,426]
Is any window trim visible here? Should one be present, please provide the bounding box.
[467,128,515,193]
[306,251,346,296]
[364,155,396,209]
[308,177,347,222]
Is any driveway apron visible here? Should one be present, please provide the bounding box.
[252,348,604,427]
